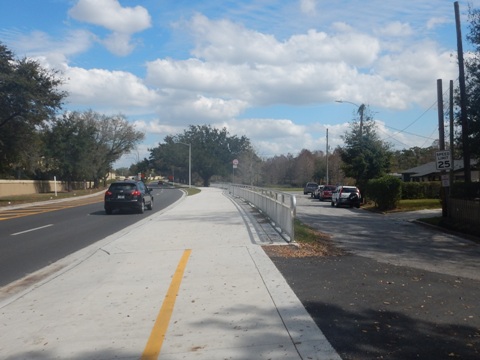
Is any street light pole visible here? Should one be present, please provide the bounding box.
[336,100,365,136]
[178,142,191,188]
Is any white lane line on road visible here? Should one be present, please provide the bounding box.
[11,224,53,236]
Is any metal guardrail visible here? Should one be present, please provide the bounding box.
[228,184,296,242]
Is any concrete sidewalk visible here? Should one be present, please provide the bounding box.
[0,187,340,360]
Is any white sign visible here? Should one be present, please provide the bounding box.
[441,174,450,187]
[435,151,451,170]
[233,159,238,168]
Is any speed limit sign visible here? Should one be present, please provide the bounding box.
[435,151,451,170]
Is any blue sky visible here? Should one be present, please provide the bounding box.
[1,0,478,167]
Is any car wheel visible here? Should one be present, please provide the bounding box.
[331,201,334,207]
[335,200,340,208]
[147,199,153,210]
[138,201,145,214]
[105,208,112,215]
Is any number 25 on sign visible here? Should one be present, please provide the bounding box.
[436,150,451,170]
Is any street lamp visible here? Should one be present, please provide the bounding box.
[177,142,191,188]
[336,100,365,136]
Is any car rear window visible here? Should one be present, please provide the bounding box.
[324,186,336,191]
[109,183,136,191]
[342,187,356,193]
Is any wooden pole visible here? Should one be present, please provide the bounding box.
[454,1,471,184]
[437,79,447,217]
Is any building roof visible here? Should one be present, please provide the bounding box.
[401,159,477,178]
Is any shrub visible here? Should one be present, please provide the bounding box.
[450,181,480,199]
[367,175,402,211]
[401,181,441,199]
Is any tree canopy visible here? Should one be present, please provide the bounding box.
[0,42,66,176]
[338,106,392,193]
[43,110,144,187]
[149,124,254,186]
[463,6,480,161]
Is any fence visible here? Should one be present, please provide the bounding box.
[447,198,480,226]
[0,179,93,197]
[228,184,296,242]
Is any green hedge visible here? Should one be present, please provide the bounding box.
[450,182,480,198]
[400,181,441,199]
[367,175,402,211]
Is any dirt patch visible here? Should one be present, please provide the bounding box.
[262,230,345,258]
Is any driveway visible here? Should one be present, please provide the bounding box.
[267,194,480,359]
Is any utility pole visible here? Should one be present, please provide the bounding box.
[358,104,365,138]
[449,80,455,188]
[455,1,471,184]
[326,128,329,184]
[437,79,447,217]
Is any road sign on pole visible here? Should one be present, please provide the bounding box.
[435,151,451,170]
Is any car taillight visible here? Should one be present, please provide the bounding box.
[131,190,141,196]
[105,190,113,196]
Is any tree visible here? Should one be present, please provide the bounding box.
[293,149,316,186]
[0,42,66,176]
[43,110,144,188]
[390,145,438,172]
[261,154,295,186]
[43,112,97,188]
[461,7,480,161]
[338,106,392,195]
[86,111,145,187]
[235,148,263,186]
[129,158,151,180]
[150,125,254,186]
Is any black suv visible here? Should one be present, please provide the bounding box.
[104,180,154,214]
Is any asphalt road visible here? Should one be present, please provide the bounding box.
[267,194,480,360]
[0,186,183,287]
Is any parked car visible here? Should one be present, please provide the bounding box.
[104,180,154,214]
[313,185,324,199]
[331,185,361,208]
[318,185,336,201]
[303,182,318,195]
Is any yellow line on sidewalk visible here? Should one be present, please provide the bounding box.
[141,249,192,360]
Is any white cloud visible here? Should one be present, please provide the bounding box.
[376,42,458,107]
[6,30,93,70]
[3,2,463,162]
[69,0,151,33]
[224,118,314,156]
[300,0,317,15]
[68,0,151,55]
[427,17,451,30]
[63,67,159,111]
[379,21,414,37]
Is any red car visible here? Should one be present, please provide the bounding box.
[319,185,336,201]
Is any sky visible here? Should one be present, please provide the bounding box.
[1,0,479,168]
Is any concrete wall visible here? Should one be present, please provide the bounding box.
[0,180,91,197]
